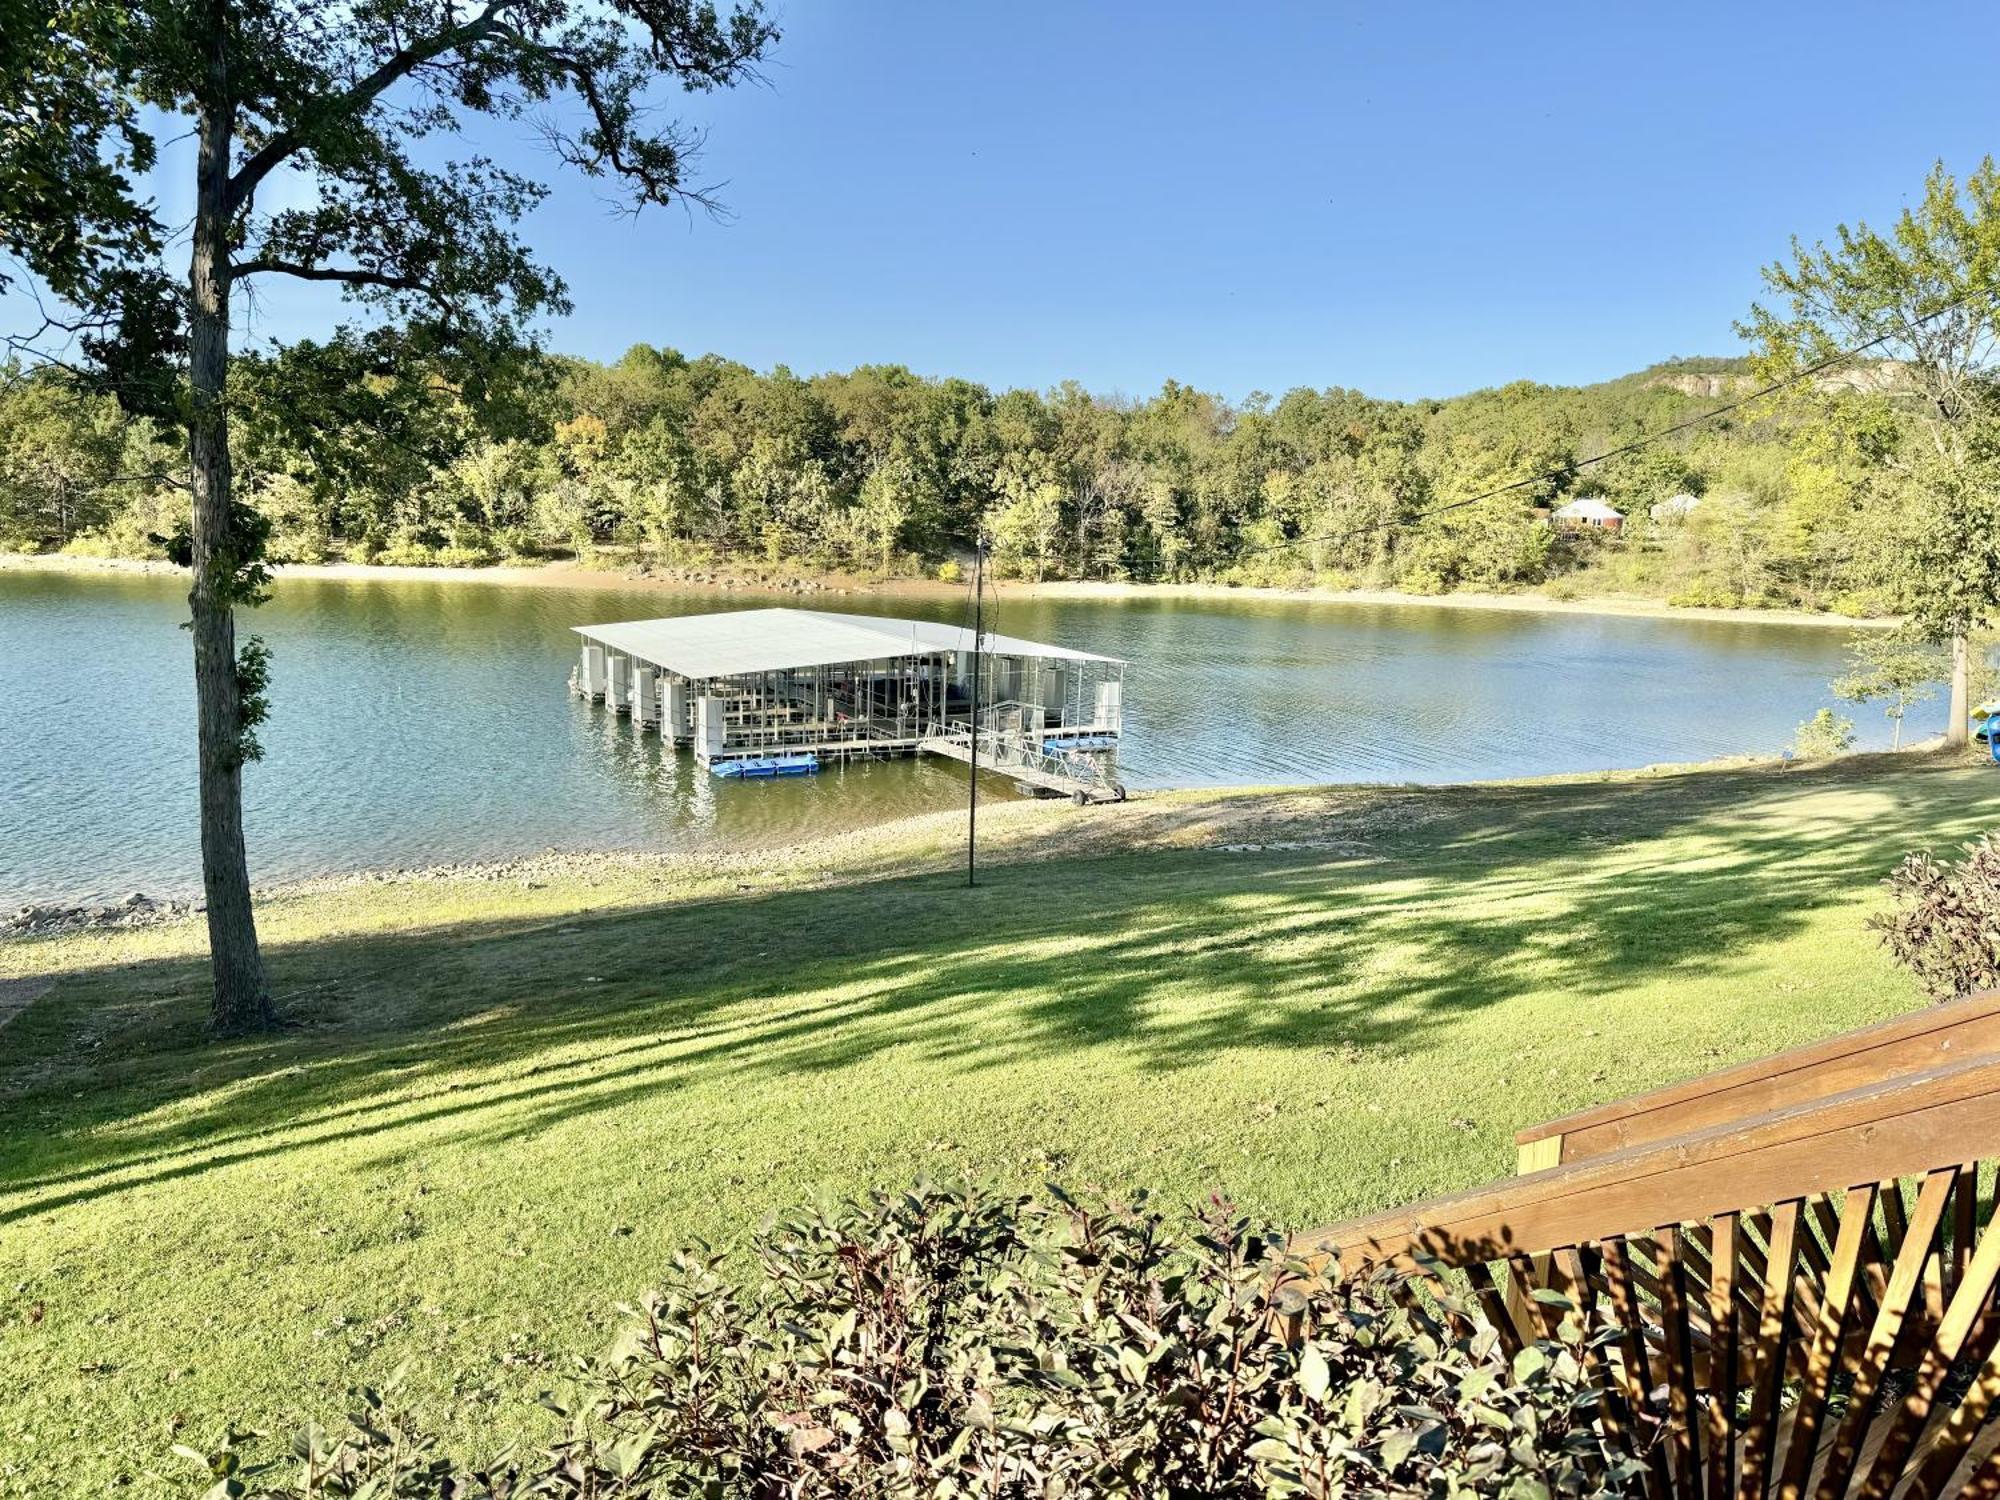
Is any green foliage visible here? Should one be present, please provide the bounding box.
[0,366,179,549]
[0,348,1948,610]
[1872,833,2000,1000]
[1833,629,1948,746]
[158,498,274,610]
[187,1182,1633,1498]
[1792,707,1856,759]
[1743,158,2000,647]
[233,637,273,766]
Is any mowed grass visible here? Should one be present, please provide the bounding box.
[3,753,1996,1493]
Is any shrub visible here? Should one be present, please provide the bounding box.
[935,559,964,584]
[373,536,441,568]
[1828,589,1893,620]
[1791,707,1854,759]
[1872,833,2000,1001]
[1665,580,1741,610]
[181,1182,1635,1498]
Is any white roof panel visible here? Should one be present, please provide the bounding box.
[1553,497,1624,519]
[573,607,1121,678]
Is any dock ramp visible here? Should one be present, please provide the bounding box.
[919,726,1124,802]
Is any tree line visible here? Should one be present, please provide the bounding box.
[0,345,1953,614]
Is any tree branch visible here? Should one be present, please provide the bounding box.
[232,256,425,291]
[225,0,517,218]
[230,257,459,320]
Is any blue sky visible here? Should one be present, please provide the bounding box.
[55,2,2000,401]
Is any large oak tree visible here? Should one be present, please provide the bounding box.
[0,0,776,1032]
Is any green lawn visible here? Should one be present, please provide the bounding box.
[3,753,1995,1493]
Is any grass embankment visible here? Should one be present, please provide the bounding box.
[2,753,1993,1492]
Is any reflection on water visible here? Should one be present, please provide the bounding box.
[0,571,1903,902]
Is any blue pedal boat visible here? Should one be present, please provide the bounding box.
[710,751,821,779]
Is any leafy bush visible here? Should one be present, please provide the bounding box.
[1873,833,2000,1000]
[1791,707,1855,759]
[370,537,496,568]
[181,1182,1636,1498]
[1665,579,1741,610]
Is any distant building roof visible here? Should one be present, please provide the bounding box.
[1651,492,1702,519]
[1553,497,1624,521]
[574,607,1122,679]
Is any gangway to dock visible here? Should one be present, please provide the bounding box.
[917,725,1125,803]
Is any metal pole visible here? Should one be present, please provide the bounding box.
[968,539,983,888]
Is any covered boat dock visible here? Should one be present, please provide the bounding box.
[570,607,1127,800]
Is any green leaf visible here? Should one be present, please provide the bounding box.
[1379,1427,1419,1469]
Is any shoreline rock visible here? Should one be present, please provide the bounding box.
[5,893,204,939]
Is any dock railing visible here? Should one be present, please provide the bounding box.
[1296,989,2000,1499]
[919,717,1123,799]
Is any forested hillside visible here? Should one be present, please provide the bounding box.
[0,348,1915,611]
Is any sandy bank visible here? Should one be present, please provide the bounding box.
[1,550,1894,629]
[1010,578,1894,629]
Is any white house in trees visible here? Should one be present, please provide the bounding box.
[1551,497,1625,532]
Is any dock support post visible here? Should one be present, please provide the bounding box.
[696,695,726,763]
[665,678,689,744]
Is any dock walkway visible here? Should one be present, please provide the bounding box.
[918,727,1125,802]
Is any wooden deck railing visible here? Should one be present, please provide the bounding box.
[1297,990,2000,1499]
[1513,990,2000,1172]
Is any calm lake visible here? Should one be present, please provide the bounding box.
[0,570,1911,904]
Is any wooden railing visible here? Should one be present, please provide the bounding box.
[1297,990,2000,1499]
[1513,990,2000,1172]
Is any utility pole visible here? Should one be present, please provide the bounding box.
[967,538,984,888]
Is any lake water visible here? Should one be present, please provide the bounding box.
[0,570,1911,904]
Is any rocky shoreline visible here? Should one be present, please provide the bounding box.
[5,891,205,938]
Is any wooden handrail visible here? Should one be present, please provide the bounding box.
[1296,994,2000,1498]
[1513,988,2000,1171]
[1303,1048,2000,1277]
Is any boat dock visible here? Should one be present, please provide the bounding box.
[569,607,1127,801]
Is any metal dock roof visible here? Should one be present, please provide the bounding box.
[572,607,1123,678]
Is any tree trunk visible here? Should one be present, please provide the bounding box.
[189,24,273,1036]
[1948,632,1970,748]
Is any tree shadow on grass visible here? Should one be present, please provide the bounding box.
[3,756,1994,1225]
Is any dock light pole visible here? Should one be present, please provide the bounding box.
[968,538,984,888]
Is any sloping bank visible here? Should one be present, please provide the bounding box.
[0,750,1988,1492]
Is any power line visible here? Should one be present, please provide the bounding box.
[1229,293,1985,561]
